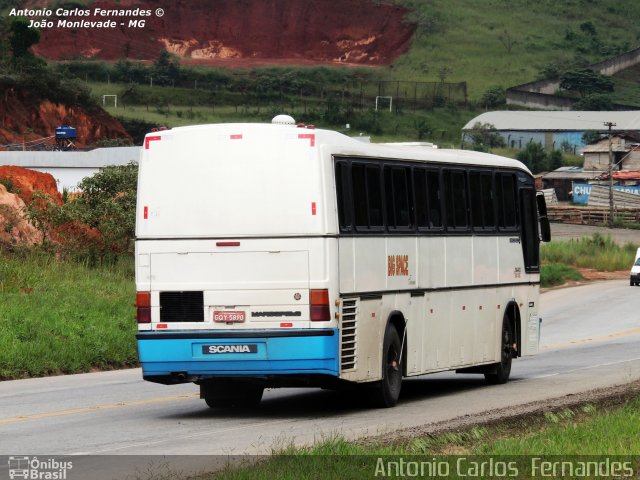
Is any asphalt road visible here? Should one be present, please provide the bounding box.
[1,280,639,479]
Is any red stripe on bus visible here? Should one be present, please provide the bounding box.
[145,135,161,149]
[312,202,317,215]
[230,134,243,140]
[143,206,148,219]
[298,133,315,147]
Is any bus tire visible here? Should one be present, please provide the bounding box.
[484,317,513,385]
[367,324,403,408]
[202,382,264,408]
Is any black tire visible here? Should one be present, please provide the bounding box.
[202,382,264,409]
[366,324,403,408]
[484,317,513,385]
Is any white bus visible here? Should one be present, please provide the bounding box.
[135,117,550,408]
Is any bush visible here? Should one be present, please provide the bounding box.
[541,263,583,288]
[573,93,613,111]
[464,122,505,152]
[52,163,139,262]
[480,86,506,109]
[541,234,636,271]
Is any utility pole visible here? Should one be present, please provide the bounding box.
[604,121,616,229]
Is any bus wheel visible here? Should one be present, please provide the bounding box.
[201,381,264,408]
[368,324,403,408]
[485,317,513,385]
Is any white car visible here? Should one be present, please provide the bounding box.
[630,248,640,286]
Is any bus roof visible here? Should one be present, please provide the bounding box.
[150,123,532,174]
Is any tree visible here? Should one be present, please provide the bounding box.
[465,122,505,152]
[498,29,517,54]
[547,149,563,171]
[516,142,547,173]
[537,62,562,80]
[152,50,180,86]
[480,86,506,109]
[413,118,431,140]
[8,17,40,59]
[68,163,138,254]
[582,130,602,145]
[573,93,613,111]
[560,68,614,97]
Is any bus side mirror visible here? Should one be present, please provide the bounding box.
[536,192,551,243]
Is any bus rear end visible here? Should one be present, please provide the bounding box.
[135,122,340,407]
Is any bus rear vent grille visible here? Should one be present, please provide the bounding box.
[160,291,204,322]
[340,298,358,371]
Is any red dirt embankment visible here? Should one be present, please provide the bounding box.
[0,167,101,246]
[0,86,130,147]
[32,0,415,66]
[0,167,61,245]
[0,166,61,205]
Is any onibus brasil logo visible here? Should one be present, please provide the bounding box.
[8,457,73,479]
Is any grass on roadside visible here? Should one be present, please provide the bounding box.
[540,233,637,287]
[207,390,640,479]
[541,233,636,272]
[0,247,136,379]
[540,263,583,288]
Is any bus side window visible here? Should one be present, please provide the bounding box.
[352,163,368,228]
[470,171,496,231]
[366,165,384,228]
[426,170,443,228]
[496,173,519,231]
[352,162,384,231]
[414,168,442,231]
[414,168,429,229]
[444,169,468,230]
[335,161,351,231]
[385,166,413,230]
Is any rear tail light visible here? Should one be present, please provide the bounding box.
[310,289,330,321]
[136,291,151,324]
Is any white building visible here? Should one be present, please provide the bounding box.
[0,147,141,191]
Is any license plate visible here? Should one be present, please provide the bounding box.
[213,310,246,323]
[202,344,258,354]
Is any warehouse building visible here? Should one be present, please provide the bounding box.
[462,111,640,153]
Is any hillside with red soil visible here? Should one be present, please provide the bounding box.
[0,165,62,205]
[31,0,415,66]
[0,167,61,245]
[0,167,102,247]
[0,86,130,148]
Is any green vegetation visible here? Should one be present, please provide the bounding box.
[393,0,640,98]
[5,0,640,146]
[0,163,141,380]
[5,1,640,147]
[614,216,640,230]
[0,248,135,379]
[0,16,109,132]
[540,263,583,288]
[68,162,138,255]
[516,143,564,173]
[24,163,138,262]
[541,233,636,272]
[206,392,640,479]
